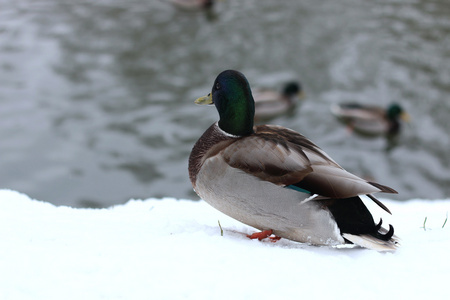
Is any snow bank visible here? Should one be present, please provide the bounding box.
[1,189,449,300]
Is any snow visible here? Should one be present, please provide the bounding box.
[1,189,449,300]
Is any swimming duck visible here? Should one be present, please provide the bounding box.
[253,81,304,121]
[331,102,410,136]
[189,70,399,251]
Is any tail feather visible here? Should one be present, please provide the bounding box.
[342,218,399,251]
[366,194,392,215]
[368,181,398,194]
[365,181,396,215]
[343,231,400,251]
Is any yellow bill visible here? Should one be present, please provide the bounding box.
[195,93,213,105]
[400,112,411,122]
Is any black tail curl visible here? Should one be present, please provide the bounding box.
[372,218,395,241]
[325,196,396,243]
[374,218,383,231]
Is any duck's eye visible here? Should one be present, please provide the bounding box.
[215,82,221,90]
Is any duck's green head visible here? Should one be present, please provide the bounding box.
[283,81,301,96]
[195,70,255,136]
[387,103,410,122]
[282,81,305,101]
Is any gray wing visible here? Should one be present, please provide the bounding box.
[221,125,396,199]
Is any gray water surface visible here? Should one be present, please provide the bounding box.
[1,0,449,207]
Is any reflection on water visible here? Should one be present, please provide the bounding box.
[0,0,449,207]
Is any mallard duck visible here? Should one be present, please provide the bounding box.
[169,0,214,10]
[331,102,410,136]
[253,81,304,121]
[189,70,399,251]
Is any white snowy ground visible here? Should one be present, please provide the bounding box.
[1,189,449,300]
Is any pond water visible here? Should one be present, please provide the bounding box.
[1,0,449,207]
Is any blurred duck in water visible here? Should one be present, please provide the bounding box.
[253,81,304,122]
[331,102,410,137]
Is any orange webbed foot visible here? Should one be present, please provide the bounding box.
[269,235,281,242]
[247,230,281,242]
